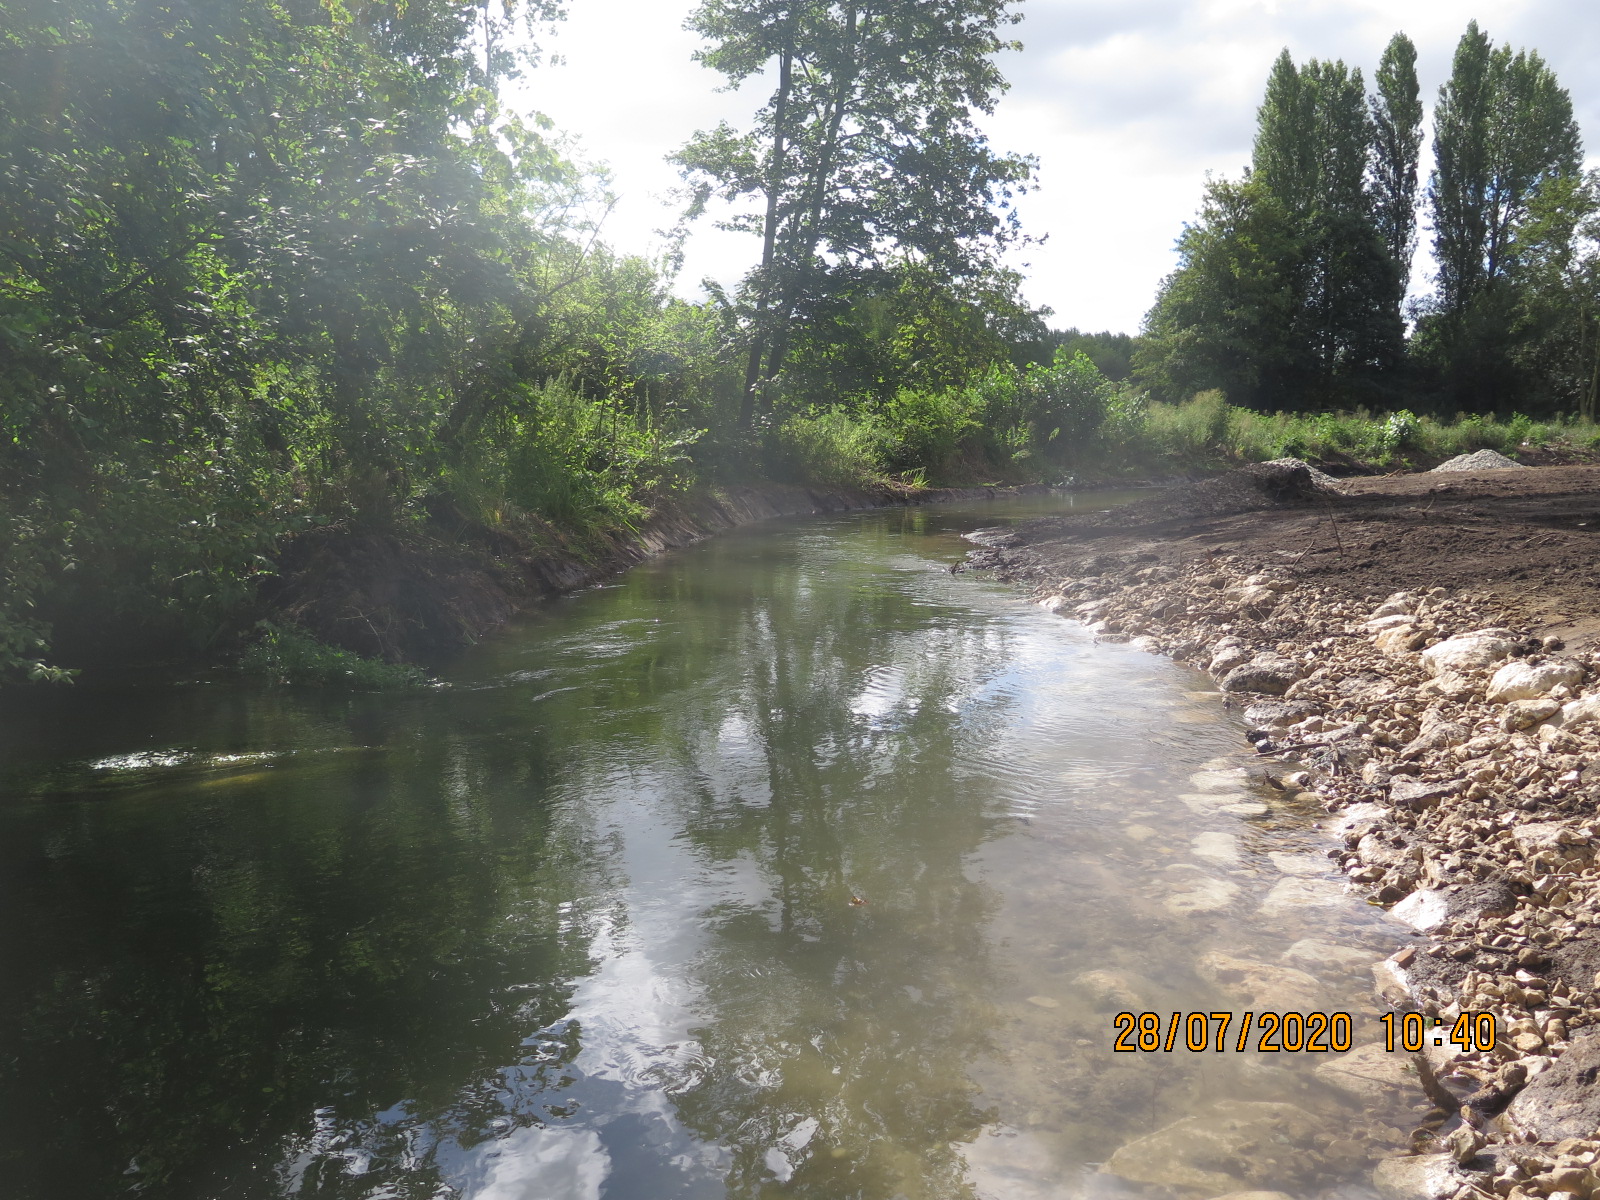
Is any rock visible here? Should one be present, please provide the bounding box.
[1430,449,1527,472]
[1072,970,1144,1010]
[1371,1152,1476,1200]
[1556,693,1600,731]
[1267,851,1326,876]
[1486,659,1584,703]
[1364,613,1419,633]
[1259,877,1345,915]
[1390,888,1451,931]
[1372,953,1413,1007]
[1038,595,1070,614]
[1510,821,1595,867]
[1224,583,1280,608]
[1102,1101,1321,1194]
[1326,802,1385,838]
[1389,776,1464,809]
[1376,625,1427,655]
[1187,767,1259,792]
[1209,645,1251,676]
[1181,795,1271,817]
[1166,875,1241,915]
[1419,629,1517,677]
[1123,824,1157,841]
[1316,1043,1416,1102]
[1502,697,1562,732]
[1197,952,1321,1011]
[1283,939,1375,971]
[1193,831,1241,865]
[1399,718,1471,761]
[1129,635,1162,653]
[1506,1028,1600,1142]
[1369,592,1421,619]
[1221,654,1305,695]
[1243,700,1317,730]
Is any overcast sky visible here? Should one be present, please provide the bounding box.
[515,1,1600,335]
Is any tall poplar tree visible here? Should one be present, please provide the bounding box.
[1430,22,1580,316]
[1369,33,1423,300]
[1249,51,1399,395]
[1423,21,1582,406]
[675,0,1033,427]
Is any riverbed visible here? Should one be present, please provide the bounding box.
[0,495,1417,1199]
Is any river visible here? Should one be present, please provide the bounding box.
[0,495,1417,1199]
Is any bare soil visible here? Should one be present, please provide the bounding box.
[1001,465,1600,649]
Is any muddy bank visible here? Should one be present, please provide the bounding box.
[266,481,1055,664]
[970,461,1600,1199]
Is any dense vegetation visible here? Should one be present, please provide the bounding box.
[2,5,1596,683]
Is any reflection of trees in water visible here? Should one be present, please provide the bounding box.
[641,541,1020,1198]
[0,711,613,1199]
[1,522,1031,1199]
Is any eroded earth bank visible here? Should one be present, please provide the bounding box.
[969,459,1600,1200]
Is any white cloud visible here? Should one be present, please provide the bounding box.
[516,0,1600,335]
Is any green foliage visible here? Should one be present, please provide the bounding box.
[676,0,1035,424]
[1117,393,1587,470]
[452,380,702,534]
[239,623,429,689]
[774,410,888,488]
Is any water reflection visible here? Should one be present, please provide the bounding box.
[0,495,1409,1200]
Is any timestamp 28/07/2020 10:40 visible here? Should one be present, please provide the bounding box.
[1112,1010,1499,1054]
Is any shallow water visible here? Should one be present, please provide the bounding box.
[0,494,1414,1199]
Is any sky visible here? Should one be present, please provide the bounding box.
[514,0,1600,336]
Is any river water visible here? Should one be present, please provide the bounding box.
[0,496,1418,1200]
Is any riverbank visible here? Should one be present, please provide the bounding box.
[970,461,1600,1199]
[261,481,1059,669]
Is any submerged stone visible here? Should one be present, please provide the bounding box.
[1102,1100,1320,1194]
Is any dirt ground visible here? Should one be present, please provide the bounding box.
[1003,465,1600,650]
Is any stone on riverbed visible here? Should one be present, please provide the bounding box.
[1180,794,1271,817]
[1193,831,1240,865]
[1220,654,1304,695]
[1485,659,1584,703]
[1283,939,1377,970]
[1165,874,1241,914]
[1418,629,1516,676]
[1266,851,1326,876]
[1102,1101,1321,1194]
[1501,696,1562,731]
[1197,952,1321,1010]
[1259,877,1345,916]
[1315,1042,1415,1102]
[1371,1152,1477,1200]
[1506,1028,1600,1143]
[1389,775,1464,809]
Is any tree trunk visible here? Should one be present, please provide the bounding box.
[740,43,793,429]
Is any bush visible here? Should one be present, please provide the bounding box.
[239,623,430,689]
[775,410,887,487]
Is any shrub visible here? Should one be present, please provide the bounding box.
[240,623,430,689]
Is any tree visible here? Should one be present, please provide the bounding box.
[1421,21,1582,407]
[675,0,1034,427]
[1429,22,1581,317]
[1134,176,1304,408]
[1251,52,1400,394]
[1370,32,1423,299]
